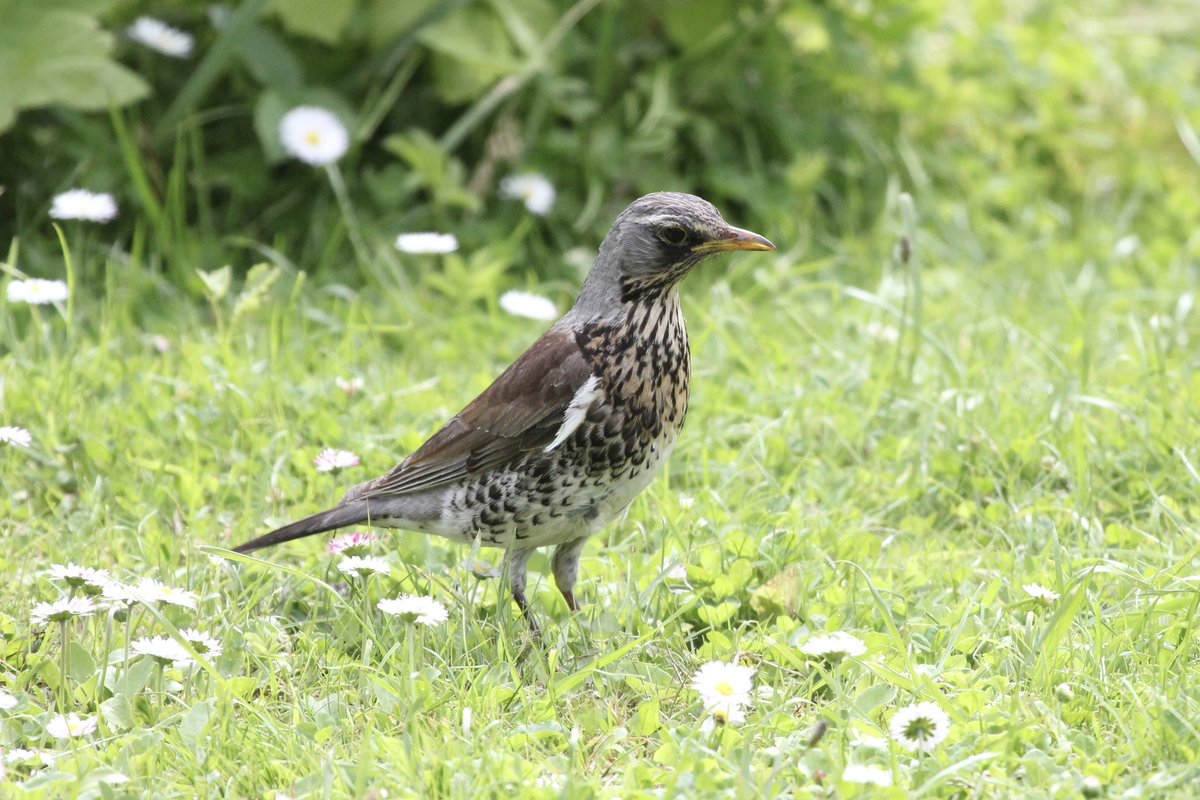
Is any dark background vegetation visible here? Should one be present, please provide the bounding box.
[4,0,1197,299]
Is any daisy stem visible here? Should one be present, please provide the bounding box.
[97,611,114,702]
[406,626,417,698]
[124,606,134,666]
[324,164,373,274]
[156,661,166,719]
[70,737,84,784]
[59,619,70,710]
[50,222,75,335]
[361,580,373,668]
[897,191,922,383]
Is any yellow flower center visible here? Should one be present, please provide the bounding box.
[305,131,321,146]
[715,681,735,696]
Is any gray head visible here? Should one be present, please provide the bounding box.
[572,192,775,316]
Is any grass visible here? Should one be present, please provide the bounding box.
[3,179,1200,798]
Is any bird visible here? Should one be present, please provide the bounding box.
[233,192,775,628]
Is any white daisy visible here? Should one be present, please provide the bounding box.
[690,661,755,720]
[6,279,70,305]
[394,232,459,254]
[280,107,350,166]
[377,594,450,626]
[131,635,193,666]
[842,764,893,787]
[0,689,17,710]
[1114,235,1140,258]
[800,631,867,661]
[133,578,199,609]
[850,734,889,751]
[500,174,555,215]
[127,16,194,58]
[462,559,501,580]
[889,701,951,753]
[499,290,557,321]
[534,773,564,790]
[100,580,143,605]
[31,596,97,627]
[179,628,223,658]
[46,564,111,593]
[1023,583,1060,604]
[327,531,377,556]
[46,712,97,739]
[0,426,33,447]
[335,376,365,398]
[49,189,118,223]
[5,748,38,764]
[337,555,391,579]
[865,321,900,345]
[314,448,360,472]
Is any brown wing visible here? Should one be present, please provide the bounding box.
[357,326,594,498]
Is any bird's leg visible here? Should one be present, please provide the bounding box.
[552,537,589,613]
[505,547,540,633]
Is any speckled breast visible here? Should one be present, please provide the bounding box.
[442,296,691,549]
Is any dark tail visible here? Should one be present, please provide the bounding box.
[233,501,369,554]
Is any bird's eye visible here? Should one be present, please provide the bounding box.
[659,226,689,246]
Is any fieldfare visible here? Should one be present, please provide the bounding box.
[233,192,775,627]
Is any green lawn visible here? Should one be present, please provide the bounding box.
[3,175,1198,798]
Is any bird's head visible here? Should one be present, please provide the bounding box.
[575,192,775,313]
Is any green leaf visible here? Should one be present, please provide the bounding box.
[0,1,148,132]
[618,664,674,695]
[100,694,135,732]
[233,263,283,321]
[750,564,805,617]
[417,5,520,102]
[226,676,258,699]
[106,657,155,696]
[35,656,62,693]
[659,0,736,52]
[631,698,661,736]
[67,641,96,682]
[854,683,898,716]
[697,600,739,627]
[363,0,441,49]
[197,266,233,301]
[253,90,291,163]
[487,0,557,53]
[233,21,304,91]
[383,129,478,210]
[179,699,214,751]
[47,0,123,12]
[269,0,357,44]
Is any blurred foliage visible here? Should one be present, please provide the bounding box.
[1,0,1198,293]
[0,0,147,131]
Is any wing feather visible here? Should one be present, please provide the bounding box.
[357,326,596,498]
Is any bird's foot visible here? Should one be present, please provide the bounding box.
[513,590,542,637]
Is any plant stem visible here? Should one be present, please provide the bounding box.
[97,611,114,703]
[59,620,70,710]
[362,580,373,668]
[325,163,372,271]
